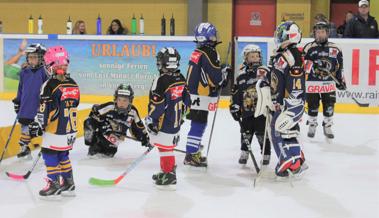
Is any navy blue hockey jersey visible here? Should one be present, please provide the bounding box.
[148,71,191,134]
[271,46,305,105]
[15,66,49,120]
[303,41,343,94]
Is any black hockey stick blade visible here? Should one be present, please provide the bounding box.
[352,97,370,107]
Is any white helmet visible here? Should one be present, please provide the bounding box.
[241,44,262,66]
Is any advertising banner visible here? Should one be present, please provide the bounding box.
[2,35,195,96]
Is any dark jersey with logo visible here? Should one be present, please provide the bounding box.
[271,46,305,105]
[148,70,191,134]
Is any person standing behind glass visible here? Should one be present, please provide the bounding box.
[107,19,128,35]
[337,11,354,38]
[344,0,379,38]
[72,20,87,35]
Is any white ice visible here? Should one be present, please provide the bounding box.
[0,100,378,218]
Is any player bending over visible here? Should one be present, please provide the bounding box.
[84,84,151,158]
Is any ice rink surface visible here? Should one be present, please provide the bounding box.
[0,101,378,218]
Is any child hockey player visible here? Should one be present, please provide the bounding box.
[13,43,48,159]
[255,21,306,177]
[184,22,229,167]
[230,44,271,165]
[303,21,346,139]
[84,84,151,158]
[29,46,79,199]
[146,47,191,189]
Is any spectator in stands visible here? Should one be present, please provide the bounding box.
[344,0,379,38]
[107,19,128,35]
[73,20,87,35]
[337,11,354,38]
[314,13,338,38]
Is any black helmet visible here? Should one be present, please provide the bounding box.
[156,47,180,72]
[25,43,47,69]
[313,21,329,44]
[114,84,134,113]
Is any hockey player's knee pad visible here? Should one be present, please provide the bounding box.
[279,126,300,139]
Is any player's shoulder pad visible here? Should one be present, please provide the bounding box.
[175,70,186,82]
[327,42,342,53]
[129,104,141,119]
[66,77,79,86]
[151,75,167,93]
[196,47,220,68]
[40,78,58,98]
[302,41,317,54]
[129,105,139,114]
[96,102,115,115]
[189,49,203,64]
[236,70,247,82]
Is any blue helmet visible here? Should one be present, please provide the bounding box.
[194,22,218,46]
[274,21,302,48]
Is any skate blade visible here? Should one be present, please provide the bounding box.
[39,194,62,201]
[61,190,76,197]
[183,164,207,172]
[183,161,208,168]
[87,154,103,159]
[155,184,176,191]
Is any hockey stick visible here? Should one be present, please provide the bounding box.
[351,97,369,107]
[123,135,186,154]
[0,117,18,166]
[327,72,370,107]
[253,111,271,187]
[238,120,260,174]
[89,146,154,186]
[205,41,232,159]
[6,151,42,181]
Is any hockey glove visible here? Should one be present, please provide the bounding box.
[141,132,152,148]
[229,104,241,121]
[145,116,158,135]
[336,79,347,90]
[12,98,20,114]
[220,64,232,88]
[29,121,43,138]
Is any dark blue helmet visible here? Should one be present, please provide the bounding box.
[194,22,218,46]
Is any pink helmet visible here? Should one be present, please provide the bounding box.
[44,46,69,74]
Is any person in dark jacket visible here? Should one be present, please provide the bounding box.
[344,0,379,38]
[337,11,354,38]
